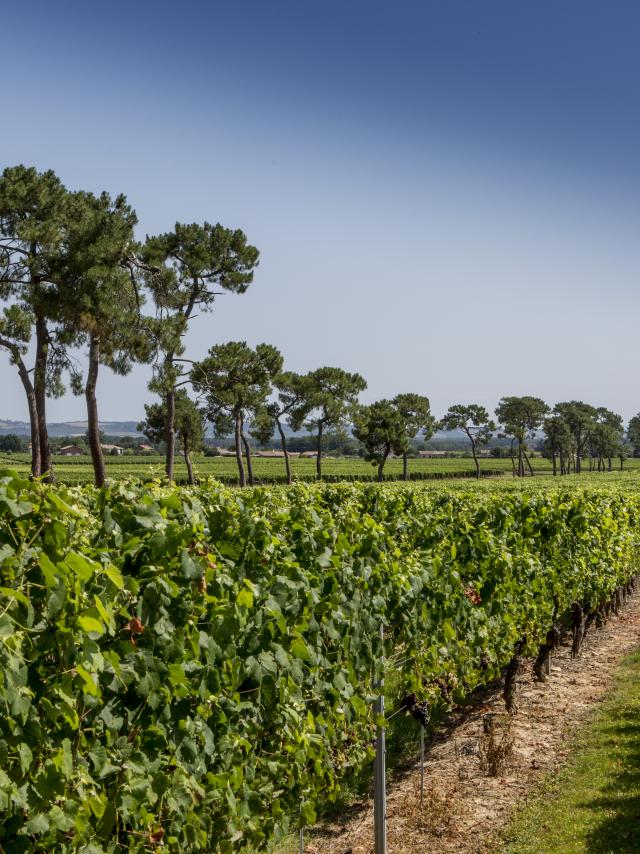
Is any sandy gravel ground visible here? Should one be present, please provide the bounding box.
[304,591,640,854]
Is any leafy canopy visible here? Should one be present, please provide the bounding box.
[352,399,409,470]
[190,341,283,434]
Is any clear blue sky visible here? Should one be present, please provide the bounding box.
[2,1,640,422]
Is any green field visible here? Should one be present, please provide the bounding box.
[1,450,637,484]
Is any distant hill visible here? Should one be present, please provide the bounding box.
[0,420,514,448]
[0,420,144,438]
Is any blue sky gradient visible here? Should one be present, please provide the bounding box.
[2,1,640,421]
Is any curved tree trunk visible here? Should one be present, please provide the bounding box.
[316,421,324,479]
[402,451,408,481]
[20,361,41,479]
[523,449,535,476]
[1,338,41,477]
[34,314,53,481]
[183,436,195,485]
[164,358,176,481]
[276,418,292,484]
[241,430,254,486]
[85,334,106,488]
[234,411,246,487]
[469,433,480,478]
[377,446,389,482]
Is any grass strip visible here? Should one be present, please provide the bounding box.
[499,648,640,853]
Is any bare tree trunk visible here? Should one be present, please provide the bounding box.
[517,441,524,477]
[241,430,254,486]
[276,418,292,484]
[183,436,195,485]
[377,447,389,482]
[85,334,105,488]
[403,451,409,481]
[552,451,557,476]
[316,421,324,479]
[234,411,246,487]
[523,449,534,476]
[1,338,41,477]
[470,434,480,478]
[608,457,612,472]
[164,358,176,481]
[21,365,41,479]
[575,434,582,474]
[34,314,53,481]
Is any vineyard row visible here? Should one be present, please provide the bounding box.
[0,471,638,850]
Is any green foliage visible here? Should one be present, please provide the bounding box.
[142,223,260,399]
[495,396,549,443]
[441,404,495,475]
[629,413,640,456]
[1,471,639,850]
[352,399,408,478]
[0,166,71,393]
[138,390,204,451]
[496,396,550,476]
[54,189,145,372]
[0,434,25,453]
[295,367,366,435]
[392,392,435,444]
[290,367,367,477]
[191,342,283,432]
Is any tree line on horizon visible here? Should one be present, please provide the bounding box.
[2,165,640,487]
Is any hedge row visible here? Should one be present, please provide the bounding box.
[172,468,505,486]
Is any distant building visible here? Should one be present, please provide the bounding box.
[418,450,448,458]
[137,443,154,453]
[101,444,123,456]
[59,445,85,456]
[299,450,317,458]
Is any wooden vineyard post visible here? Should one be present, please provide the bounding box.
[374,624,387,854]
[299,827,304,853]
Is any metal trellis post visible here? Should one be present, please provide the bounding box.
[420,727,425,809]
[374,624,387,854]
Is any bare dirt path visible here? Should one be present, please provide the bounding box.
[305,591,640,854]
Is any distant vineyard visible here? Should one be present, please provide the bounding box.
[2,452,634,485]
[1,470,638,850]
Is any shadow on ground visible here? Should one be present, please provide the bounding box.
[583,707,640,853]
